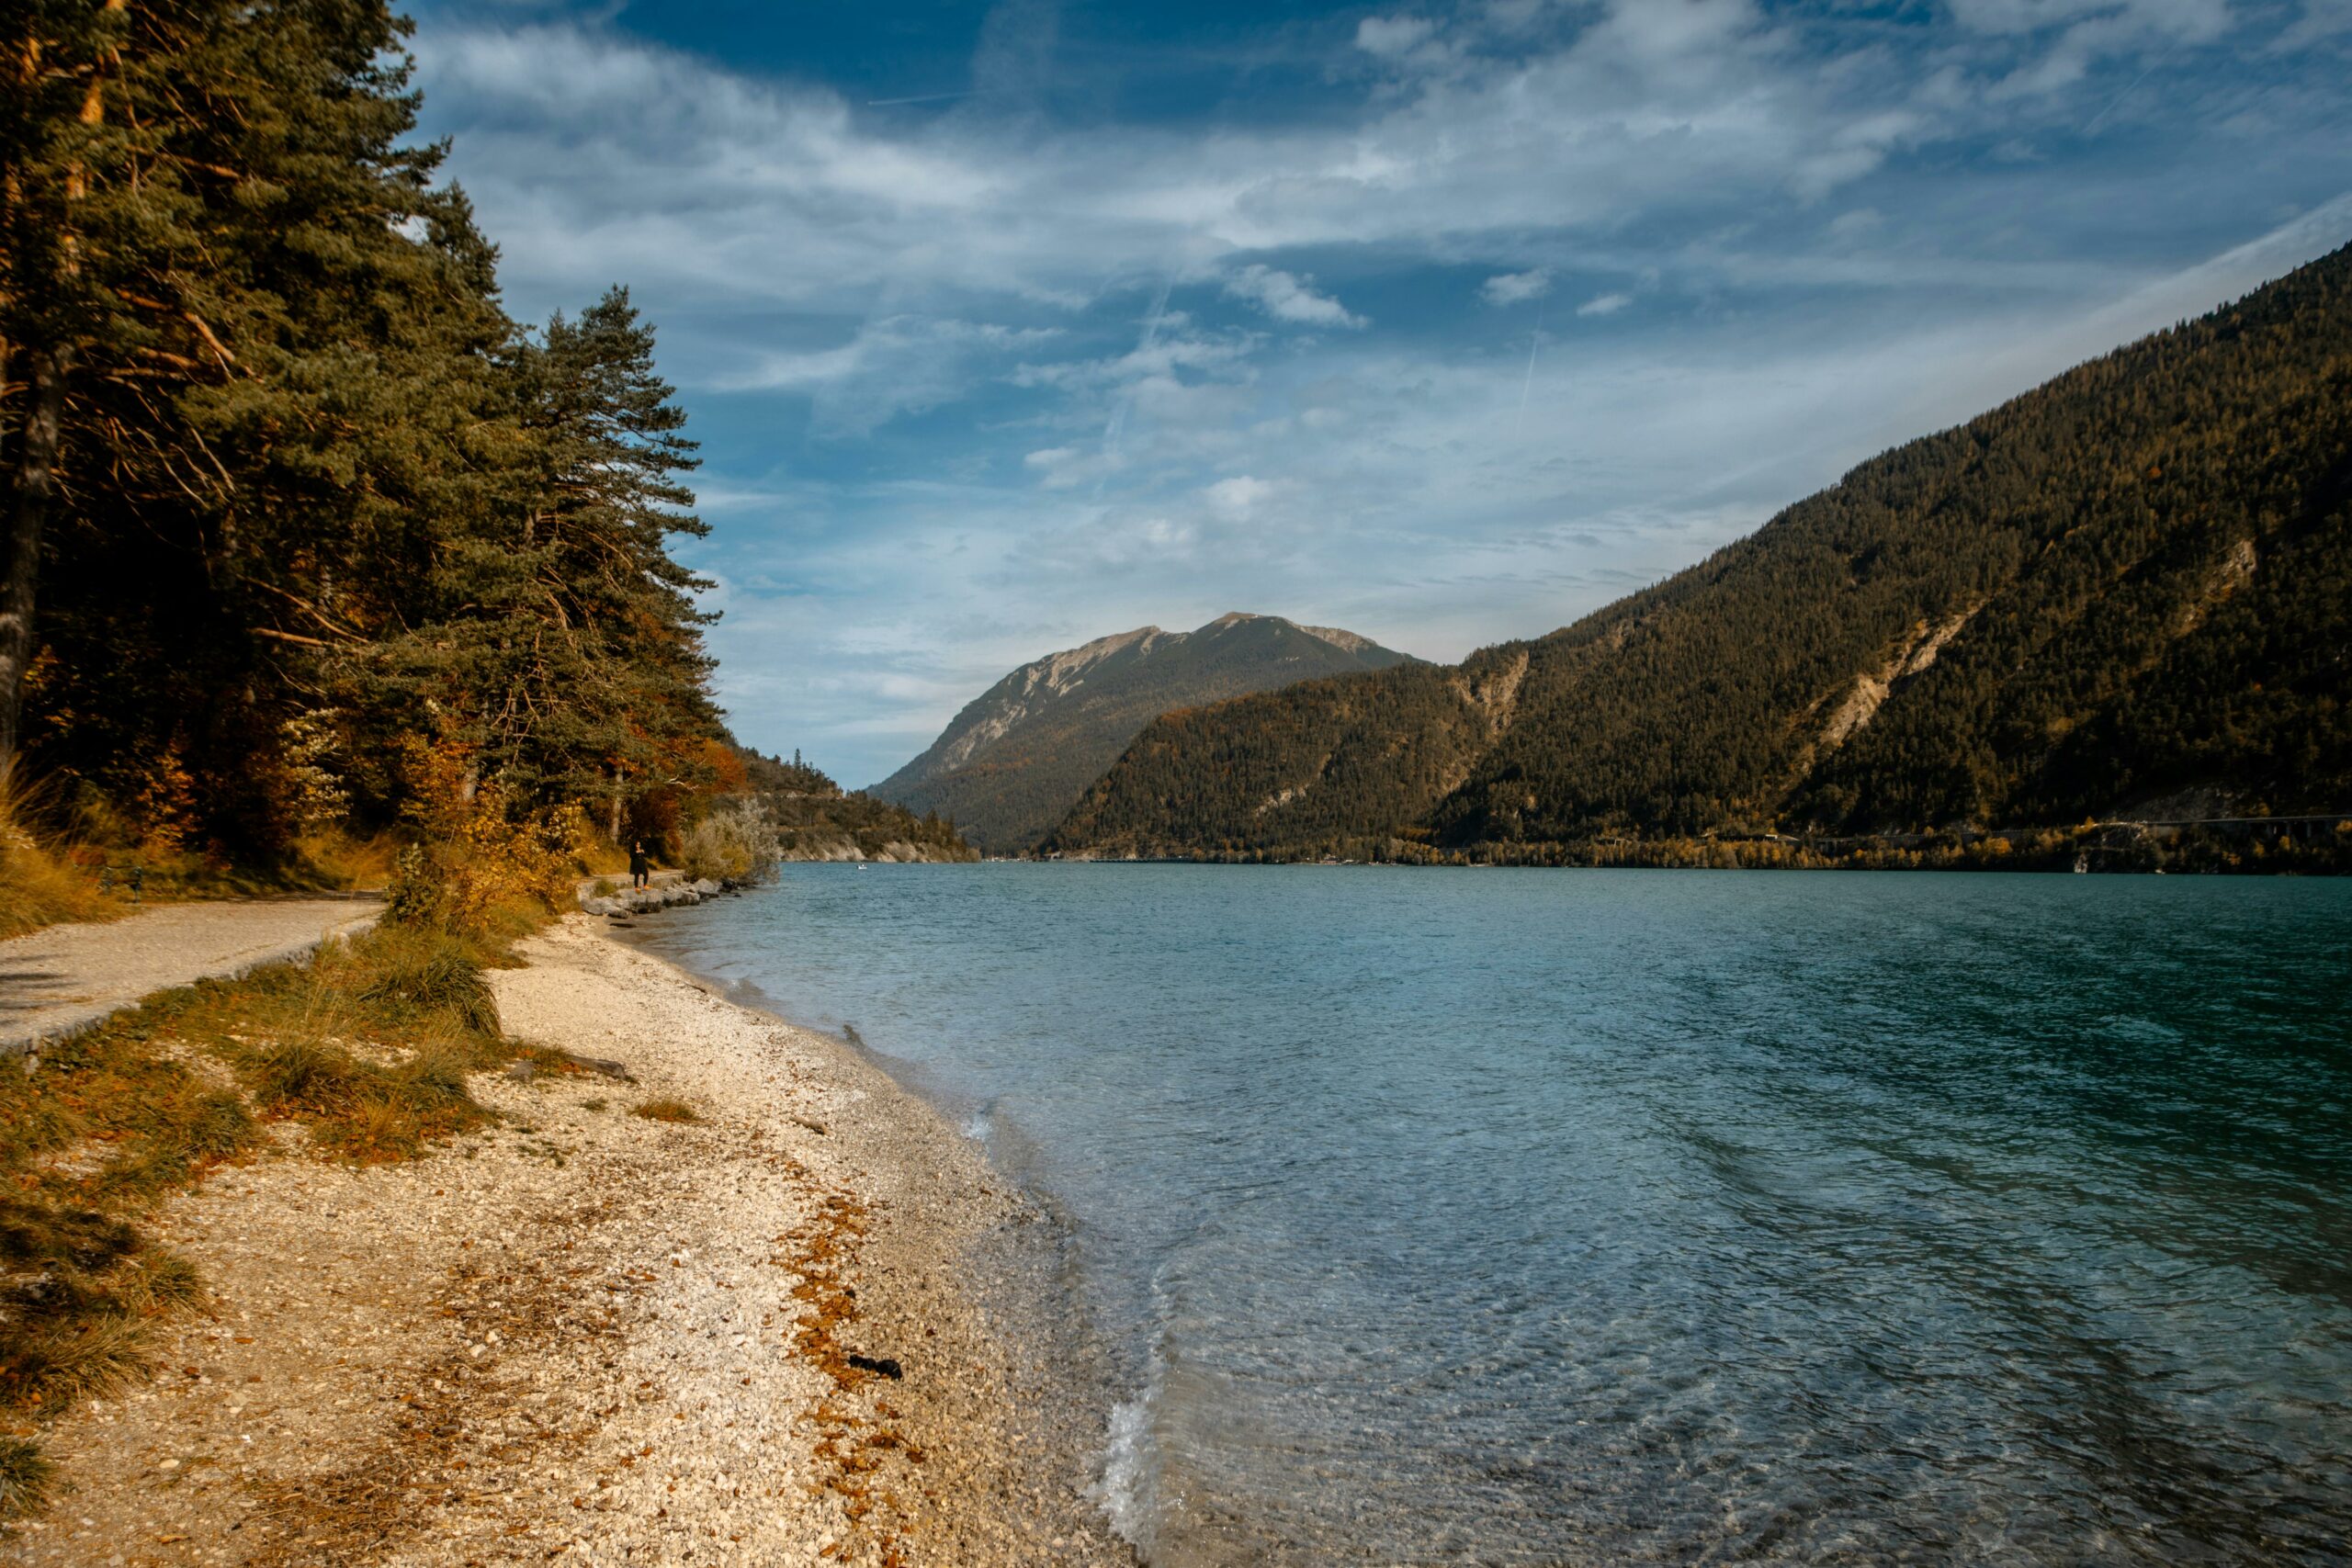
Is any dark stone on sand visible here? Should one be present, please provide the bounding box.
[846,1353,902,1380]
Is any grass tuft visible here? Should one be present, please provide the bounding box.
[356,935,501,1037]
[394,1050,474,1110]
[317,1099,425,1164]
[630,1099,701,1124]
[251,1038,363,1113]
[181,1091,258,1160]
[109,1252,208,1318]
[0,1438,52,1519]
[3,1314,153,1412]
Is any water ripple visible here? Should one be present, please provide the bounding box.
[633,867,2352,1565]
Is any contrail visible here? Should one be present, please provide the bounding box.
[1516,305,1544,434]
[1097,278,1173,493]
[2083,35,2187,135]
[866,90,982,107]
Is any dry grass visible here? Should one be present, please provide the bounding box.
[0,1198,209,1516]
[0,766,414,940]
[0,761,126,939]
[0,1438,51,1518]
[575,840,630,877]
[629,1098,702,1124]
[356,932,503,1035]
[0,849,130,939]
[289,828,402,892]
[0,919,541,1516]
[0,836,129,941]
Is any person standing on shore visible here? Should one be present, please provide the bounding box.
[629,839,651,889]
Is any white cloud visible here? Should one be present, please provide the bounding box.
[2276,0,2352,50]
[1356,15,1439,58]
[1947,0,2229,39]
[410,0,2021,325]
[1827,207,1885,240]
[1023,444,1129,491]
[719,316,1063,435]
[1204,475,1278,516]
[403,5,2352,785]
[1222,265,1369,328]
[1481,268,1554,305]
[1012,328,1258,391]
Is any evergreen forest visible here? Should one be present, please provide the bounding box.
[0,1,967,901]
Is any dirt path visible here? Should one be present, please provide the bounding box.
[0,899,384,1056]
[0,918,1129,1567]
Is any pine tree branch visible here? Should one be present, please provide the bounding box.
[250,626,333,649]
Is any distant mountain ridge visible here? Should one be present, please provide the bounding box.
[1044,243,2352,864]
[872,613,1418,851]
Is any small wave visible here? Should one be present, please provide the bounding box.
[1090,1351,1165,1553]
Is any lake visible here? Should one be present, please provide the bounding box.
[628,865,2352,1565]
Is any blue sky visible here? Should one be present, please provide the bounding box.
[404,0,2352,788]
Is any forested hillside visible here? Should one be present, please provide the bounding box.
[1,2,731,875]
[874,612,1415,851]
[1046,244,2352,866]
[740,750,975,863]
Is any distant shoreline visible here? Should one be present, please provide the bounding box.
[1026,814,2351,874]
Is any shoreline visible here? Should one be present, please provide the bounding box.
[2,917,1133,1567]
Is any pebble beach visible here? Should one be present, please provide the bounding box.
[3,917,1131,1567]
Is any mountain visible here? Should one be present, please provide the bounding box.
[871,614,1419,852]
[1045,243,2352,866]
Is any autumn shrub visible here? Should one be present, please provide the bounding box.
[680,796,780,885]
[382,737,584,933]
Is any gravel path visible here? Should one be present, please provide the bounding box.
[0,898,383,1055]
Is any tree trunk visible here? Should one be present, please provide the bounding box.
[0,4,119,764]
[0,346,66,765]
[608,765,624,842]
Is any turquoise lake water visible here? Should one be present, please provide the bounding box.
[628,865,2352,1565]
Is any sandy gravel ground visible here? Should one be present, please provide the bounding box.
[1,900,382,1055]
[2,917,1133,1567]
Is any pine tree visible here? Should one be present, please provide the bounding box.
[353,286,721,828]
[6,3,732,857]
